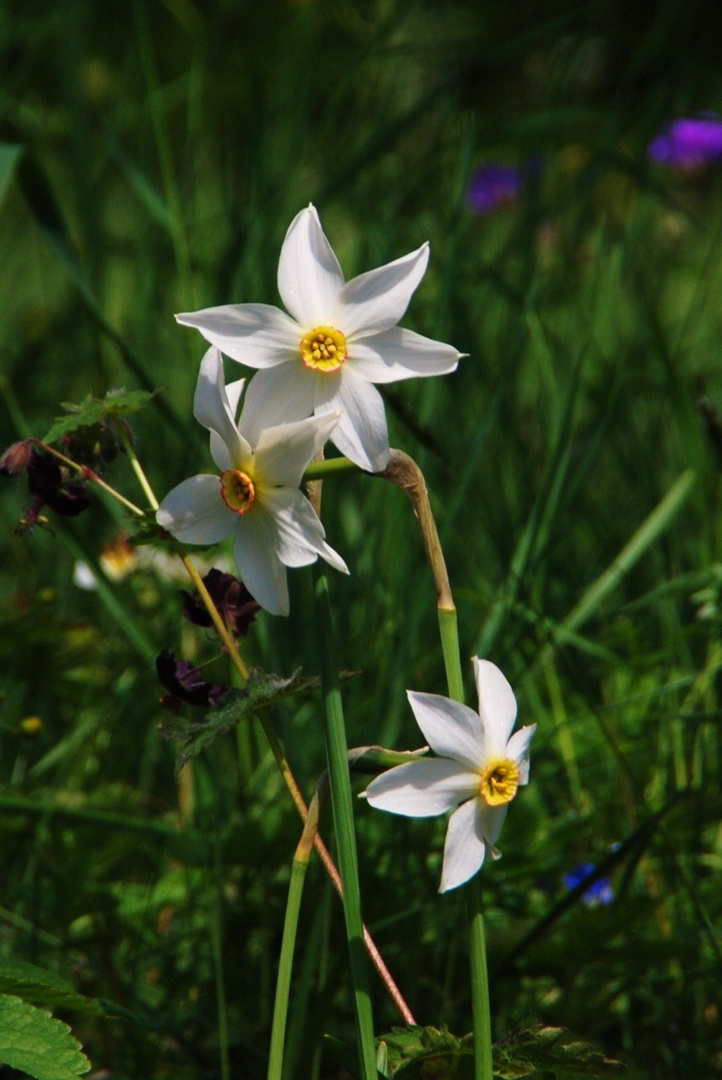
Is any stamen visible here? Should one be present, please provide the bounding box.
[300,326,347,372]
[220,470,256,514]
[479,758,520,806]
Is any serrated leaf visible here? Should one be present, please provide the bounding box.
[0,994,90,1080]
[161,668,331,772]
[494,1025,626,1078]
[0,959,104,1018]
[380,1026,474,1079]
[43,388,163,444]
[377,1025,625,1080]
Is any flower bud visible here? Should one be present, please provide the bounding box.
[0,441,33,477]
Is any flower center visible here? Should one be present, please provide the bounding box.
[479,758,520,806]
[300,325,347,372]
[220,469,255,514]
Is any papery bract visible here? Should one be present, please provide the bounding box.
[176,205,462,472]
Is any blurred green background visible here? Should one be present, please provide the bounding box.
[1,1,722,1077]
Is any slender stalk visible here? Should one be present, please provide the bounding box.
[117,423,161,510]
[438,606,464,705]
[314,567,378,1080]
[303,455,360,481]
[267,787,323,1080]
[468,878,494,1080]
[378,448,493,1079]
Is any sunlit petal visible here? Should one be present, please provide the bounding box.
[156,475,233,545]
[233,508,289,616]
[364,759,479,818]
[336,243,429,337]
[263,488,348,574]
[477,802,508,846]
[473,658,518,757]
[240,363,319,447]
[277,205,345,326]
[253,411,341,488]
[193,348,245,468]
[406,691,485,771]
[505,724,537,784]
[317,368,389,472]
[176,304,299,368]
[351,328,462,383]
[439,799,487,893]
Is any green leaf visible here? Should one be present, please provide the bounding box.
[0,960,104,1018]
[494,1026,627,1078]
[0,994,90,1080]
[380,1026,474,1079]
[43,387,163,444]
[128,510,179,547]
[162,668,335,773]
[376,1025,626,1079]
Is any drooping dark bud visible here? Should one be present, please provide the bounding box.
[27,451,91,517]
[180,569,260,638]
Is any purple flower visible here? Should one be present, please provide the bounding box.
[648,117,722,171]
[180,569,260,638]
[155,649,229,710]
[563,862,614,906]
[467,164,524,214]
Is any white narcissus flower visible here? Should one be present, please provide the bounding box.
[364,658,536,893]
[175,205,462,473]
[156,347,348,616]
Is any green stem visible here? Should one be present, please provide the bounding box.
[314,567,377,1080]
[440,613,493,1080]
[267,788,323,1080]
[303,456,360,481]
[438,606,464,705]
[468,877,494,1080]
[115,422,160,511]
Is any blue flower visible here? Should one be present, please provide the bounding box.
[467,164,525,214]
[563,862,613,906]
[648,117,722,171]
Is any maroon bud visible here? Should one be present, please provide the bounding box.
[0,441,33,477]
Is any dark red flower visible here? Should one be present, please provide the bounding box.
[180,569,260,637]
[155,648,229,710]
[27,451,91,517]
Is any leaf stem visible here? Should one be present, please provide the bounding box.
[468,877,494,1080]
[314,566,378,1080]
[267,785,324,1080]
